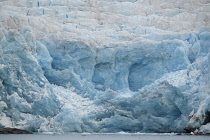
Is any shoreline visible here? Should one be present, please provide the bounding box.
[1,128,210,136]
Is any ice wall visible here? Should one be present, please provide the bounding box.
[0,0,210,134]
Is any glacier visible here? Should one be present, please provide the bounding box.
[0,0,210,134]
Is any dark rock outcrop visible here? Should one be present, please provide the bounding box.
[0,128,32,134]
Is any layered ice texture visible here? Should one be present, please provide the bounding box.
[0,0,210,134]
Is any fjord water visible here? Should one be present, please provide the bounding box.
[0,134,210,140]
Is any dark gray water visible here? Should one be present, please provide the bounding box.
[0,134,209,140]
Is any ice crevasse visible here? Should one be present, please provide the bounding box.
[0,0,210,134]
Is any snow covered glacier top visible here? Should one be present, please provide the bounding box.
[0,0,210,134]
[1,0,210,47]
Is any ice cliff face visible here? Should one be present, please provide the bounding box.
[0,0,210,134]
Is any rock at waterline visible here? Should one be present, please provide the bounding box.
[0,128,32,134]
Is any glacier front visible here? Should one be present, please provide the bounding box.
[0,0,210,134]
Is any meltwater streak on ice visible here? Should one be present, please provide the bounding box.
[0,134,210,140]
[0,0,210,134]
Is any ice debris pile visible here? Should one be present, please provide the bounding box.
[0,0,210,134]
